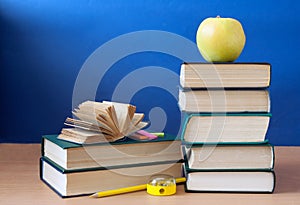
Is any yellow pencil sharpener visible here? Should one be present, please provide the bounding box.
[147,175,176,196]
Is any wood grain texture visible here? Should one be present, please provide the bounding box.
[0,144,299,205]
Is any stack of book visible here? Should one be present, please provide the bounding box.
[40,101,183,197]
[179,62,275,193]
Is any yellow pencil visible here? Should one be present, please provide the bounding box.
[90,177,186,198]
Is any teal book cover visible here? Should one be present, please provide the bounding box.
[41,134,183,171]
[41,134,180,155]
[181,113,272,144]
[40,156,183,198]
[182,144,275,172]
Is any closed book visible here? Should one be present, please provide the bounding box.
[40,156,183,197]
[180,62,271,89]
[178,89,270,113]
[183,166,275,193]
[42,135,182,170]
[182,144,274,171]
[181,113,271,143]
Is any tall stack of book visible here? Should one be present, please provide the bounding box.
[179,63,275,193]
[40,101,183,197]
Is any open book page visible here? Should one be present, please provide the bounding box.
[58,128,115,144]
[77,101,112,123]
[61,128,107,138]
[79,100,111,110]
[95,110,119,134]
[103,101,135,135]
[131,113,145,126]
[105,106,120,133]
[73,101,119,134]
[125,121,149,136]
[64,117,114,135]
[61,100,148,143]
[72,111,101,126]
[123,113,148,135]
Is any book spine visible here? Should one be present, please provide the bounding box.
[41,136,45,156]
[271,145,275,169]
[271,170,276,193]
[184,169,276,193]
[40,158,92,198]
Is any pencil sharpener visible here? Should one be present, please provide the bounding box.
[147,174,176,196]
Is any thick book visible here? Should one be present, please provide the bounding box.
[180,62,271,89]
[182,143,274,170]
[40,156,183,197]
[183,166,275,193]
[181,113,271,143]
[178,89,270,113]
[42,135,182,170]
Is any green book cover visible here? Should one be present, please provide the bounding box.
[182,160,275,193]
[41,134,179,155]
[181,112,272,145]
[183,169,276,194]
[182,144,275,172]
[40,157,183,198]
[41,156,183,173]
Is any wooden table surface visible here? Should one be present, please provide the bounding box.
[0,144,299,205]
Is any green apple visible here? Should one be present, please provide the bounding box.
[196,16,246,62]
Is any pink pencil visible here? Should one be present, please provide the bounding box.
[136,130,158,140]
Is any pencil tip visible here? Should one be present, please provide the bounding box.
[89,193,98,198]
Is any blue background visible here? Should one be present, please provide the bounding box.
[1,0,299,145]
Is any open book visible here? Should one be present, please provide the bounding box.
[58,101,149,144]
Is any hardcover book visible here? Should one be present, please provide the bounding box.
[180,62,271,89]
[182,143,274,170]
[40,157,183,197]
[183,166,275,193]
[42,135,182,170]
[178,89,270,113]
[181,113,271,143]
